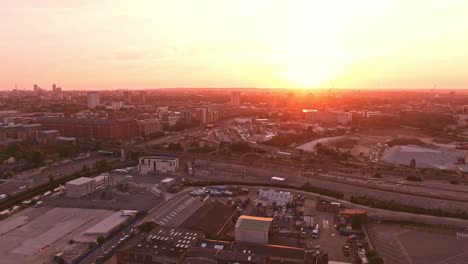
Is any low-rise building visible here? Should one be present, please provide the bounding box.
[303,109,352,125]
[254,189,293,207]
[65,177,96,198]
[138,155,179,174]
[138,119,163,137]
[116,226,204,264]
[37,129,60,145]
[235,215,273,245]
[181,201,237,238]
[18,124,41,142]
[56,136,76,145]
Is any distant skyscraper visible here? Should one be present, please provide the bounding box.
[230,91,240,106]
[52,83,56,92]
[87,92,100,109]
[33,84,41,95]
[56,87,63,99]
[123,91,132,104]
[139,91,147,104]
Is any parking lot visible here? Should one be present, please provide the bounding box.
[270,211,353,263]
[0,206,117,264]
[368,222,468,264]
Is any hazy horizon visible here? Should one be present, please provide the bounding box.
[2,0,468,90]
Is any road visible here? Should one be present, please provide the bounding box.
[135,119,235,148]
[191,159,468,213]
[0,155,117,197]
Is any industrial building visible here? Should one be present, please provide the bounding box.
[235,215,273,245]
[254,189,293,207]
[65,177,96,198]
[181,201,237,238]
[116,225,312,264]
[138,155,179,174]
[303,109,352,125]
[116,226,204,264]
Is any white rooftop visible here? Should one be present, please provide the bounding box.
[66,177,94,185]
[83,211,128,235]
[161,178,175,183]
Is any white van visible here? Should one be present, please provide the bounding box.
[312,224,320,239]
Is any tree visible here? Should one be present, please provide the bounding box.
[95,160,111,172]
[96,236,105,245]
[229,142,251,153]
[28,150,45,164]
[351,214,368,230]
[59,144,79,158]
[167,142,183,151]
[366,250,377,259]
[369,256,384,264]
[137,222,154,233]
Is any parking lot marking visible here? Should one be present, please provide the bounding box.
[322,220,329,229]
[456,233,468,238]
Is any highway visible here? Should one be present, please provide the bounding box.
[191,159,468,213]
[0,155,117,197]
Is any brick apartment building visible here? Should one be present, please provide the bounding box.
[38,117,139,140]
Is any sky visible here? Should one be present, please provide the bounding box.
[1,0,468,90]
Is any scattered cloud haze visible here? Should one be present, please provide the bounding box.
[1,0,468,90]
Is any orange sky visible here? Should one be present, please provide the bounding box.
[1,0,468,90]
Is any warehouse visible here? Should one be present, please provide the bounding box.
[235,215,273,245]
[138,155,179,174]
[65,177,95,198]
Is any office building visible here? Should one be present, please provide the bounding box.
[123,91,132,104]
[139,91,147,105]
[87,92,100,109]
[231,91,241,106]
[137,119,163,137]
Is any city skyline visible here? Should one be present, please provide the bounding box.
[2,1,468,90]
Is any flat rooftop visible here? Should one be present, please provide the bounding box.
[84,211,129,235]
[235,215,273,232]
[152,195,204,227]
[66,177,94,186]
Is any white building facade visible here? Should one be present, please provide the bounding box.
[65,177,96,198]
[235,215,272,245]
[87,92,101,109]
[254,189,293,207]
[138,155,179,174]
